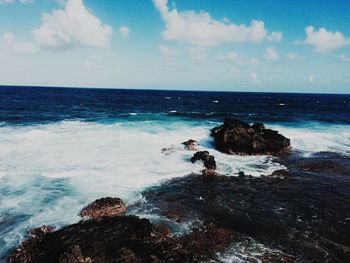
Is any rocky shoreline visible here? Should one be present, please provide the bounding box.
[7,119,350,262]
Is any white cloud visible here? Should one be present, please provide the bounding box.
[309,74,315,83]
[223,51,260,66]
[158,44,180,57]
[286,52,300,61]
[187,47,207,61]
[304,26,350,53]
[0,32,40,55]
[225,51,242,63]
[250,72,259,83]
[33,0,113,50]
[119,26,130,39]
[264,47,279,61]
[268,32,283,42]
[153,0,282,46]
[339,54,350,62]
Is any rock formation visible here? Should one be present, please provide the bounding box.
[211,118,291,155]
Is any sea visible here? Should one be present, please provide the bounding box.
[0,86,350,261]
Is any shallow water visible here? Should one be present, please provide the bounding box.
[0,86,350,261]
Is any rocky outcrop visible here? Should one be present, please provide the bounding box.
[191,151,216,170]
[211,118,291,155]
[28,225,55,239]
[142,165,350,262]
[182,139,199,151]
[8,215,233,263]
[80,197,127,219]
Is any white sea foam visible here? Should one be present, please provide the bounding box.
[211,238,291,263]
[0,120,349,257]
[269,123,350,155]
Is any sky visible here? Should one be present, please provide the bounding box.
[0,0,349,93]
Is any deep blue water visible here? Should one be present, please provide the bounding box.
[1,86,350,125]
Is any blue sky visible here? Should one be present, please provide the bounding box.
[0,0,349,93]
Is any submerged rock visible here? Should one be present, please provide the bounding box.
[142,154,350,262]
[8,215,233,263]
[182,139,199,151]
[161,145,181,155]
[191,151,216,170]
[80,197,127,219]
[266,169,293,179]
[211,118,291,155]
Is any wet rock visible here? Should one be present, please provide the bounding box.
[142,157,350,263]
[202,169,220,180]
[182,139,199,151]
[299,159,348,175]
[80,197,127,219]
[163,210,184,222]
[28,225,55,239]
[8,216,234,263]
[161,145,181,156]
[191,151,216,170]
[266,169,293,179]
[153,224,172,238]
[252,122,265,131]
[211,118,291,155]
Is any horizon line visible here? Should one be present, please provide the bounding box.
[0,84,349,96]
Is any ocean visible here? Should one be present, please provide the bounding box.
[1,86,350,261]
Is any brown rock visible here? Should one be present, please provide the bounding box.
[80,197,127,219]
[164,210,184,222]
[8,216,234,263]
[28,225,55,239]
[182,139,199,151]
[211,118,291,155]
[191,151,216,170]
[267,169,293,179]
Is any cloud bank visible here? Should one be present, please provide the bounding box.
[33,0,113,50]
[304,26,350,53]
[153,0,282,46]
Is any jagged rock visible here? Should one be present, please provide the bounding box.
[182,139,199,151]
[161,146,181,155]
[163,210,184,222]
[266,169,293,179]
[153,224,172,238]
[80,197,127,219]
[211,118,291,155]
[191,151,216,170]
[8,215,233,263]
[28,225,55,239]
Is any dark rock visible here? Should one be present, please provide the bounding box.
[266,169,293,179]
[80,197,127,219]
[202,169,219,180]
[163,210,184,222]
[299,160,348,175]
[28,225,55,239]
[142,154,350,262]
[161,145,182,156]
[8,215,234,263]
[211,118,291,155]
[182,139,199,151]
[153,224,172,238]
[252,122,265,131]
[237,171,246,178]
[191,151,216,170]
